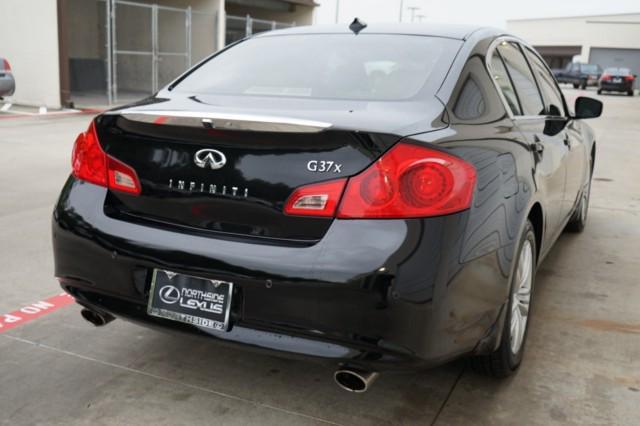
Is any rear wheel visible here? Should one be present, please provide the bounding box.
[580,80,587,90]
[471,221,536,378]
[628,90,634,96]
[573,83,579,89]
[597,89,603,95]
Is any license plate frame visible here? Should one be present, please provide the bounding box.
[147,269,233,331]
[613,78,623,83]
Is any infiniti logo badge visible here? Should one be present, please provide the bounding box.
[158,285,180,304]
[194,149,226,170]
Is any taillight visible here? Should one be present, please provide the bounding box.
[2,59,11,71]
[601,74,611,81]
[71,122,141,195]
[106,156,142,195]
[284,143,476,219]
[284,178,347,217]
[337,143,476,218]
[625,75,635,81]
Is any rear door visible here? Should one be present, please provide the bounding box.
[491,41,569,242]
[524,47,586,221]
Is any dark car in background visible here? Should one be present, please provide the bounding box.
[598,67,636,96]
[52,23,602,393]
[554,62,602,89]
[0,57,15,98]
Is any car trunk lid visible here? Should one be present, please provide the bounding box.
[96,96,447,242]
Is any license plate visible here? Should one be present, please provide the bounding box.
[147,269,233,331]
[613,78,622,83]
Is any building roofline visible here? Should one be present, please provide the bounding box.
[507,11,640,23]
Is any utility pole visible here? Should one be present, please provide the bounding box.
[335,0,340,23]
[399,0,404,22]
[407,6,420,23]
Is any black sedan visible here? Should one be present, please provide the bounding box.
[598,67,636,96]
[52,22,602,392]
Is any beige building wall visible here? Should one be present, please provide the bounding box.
[0,0,62,108]
[507,13,640,61]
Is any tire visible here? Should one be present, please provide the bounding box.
[566,175,592,233]
[628,90,634,96]
[580,80,587,90]
[470,221,536,378]
[572,83,579,89]
[597,89,603,95]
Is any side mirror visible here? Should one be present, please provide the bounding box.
[573,97,602,119]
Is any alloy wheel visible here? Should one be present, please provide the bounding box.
[510,239,533,354]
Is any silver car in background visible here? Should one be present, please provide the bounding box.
[0,58,15,98]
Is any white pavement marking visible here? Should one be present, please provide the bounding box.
[1,333,344,426]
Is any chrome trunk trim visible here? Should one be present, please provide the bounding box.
[110,110,332,133]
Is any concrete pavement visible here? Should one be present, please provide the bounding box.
[0,89,638,425]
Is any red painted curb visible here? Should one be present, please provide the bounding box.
[0,293,75,333]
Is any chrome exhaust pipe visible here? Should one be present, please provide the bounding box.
[80,308,115,327]
[334,367,379,393]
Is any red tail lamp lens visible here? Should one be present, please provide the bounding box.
[72,122,107,187]
[71,122,141,195]
[337,143,476,218]
[400,161,454,207]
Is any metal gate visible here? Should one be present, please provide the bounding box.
[226,14,296,45]
[108,0,191,104]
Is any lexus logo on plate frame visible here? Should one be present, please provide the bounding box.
[194,149,227,170]
[158,285,181,304]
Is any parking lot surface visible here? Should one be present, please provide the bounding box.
[1,88,639,425]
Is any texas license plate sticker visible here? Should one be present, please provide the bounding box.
[147,270,233,331]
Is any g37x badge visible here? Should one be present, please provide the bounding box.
[307,160,343,173]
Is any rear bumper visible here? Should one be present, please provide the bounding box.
[53,178,513,370]
[599,81,633,92]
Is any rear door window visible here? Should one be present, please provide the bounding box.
[490,52,522,115]
[524,48,566,117]
[497,42,545,116]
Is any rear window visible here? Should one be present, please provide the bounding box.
[604,67,631,75]
[581,64,600,74]
[172,34,461,101]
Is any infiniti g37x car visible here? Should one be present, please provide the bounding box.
[52,23,602,392]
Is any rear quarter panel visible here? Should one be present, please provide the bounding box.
[405,35,542,352]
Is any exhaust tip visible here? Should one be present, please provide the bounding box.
[80,308,114,327]
[334,368,379,393]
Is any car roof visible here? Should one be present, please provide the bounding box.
[255,22,501,41]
